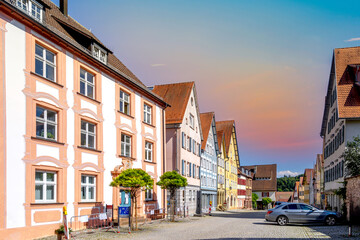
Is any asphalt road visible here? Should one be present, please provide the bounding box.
[43,210,360,240]
[128,210,360,240]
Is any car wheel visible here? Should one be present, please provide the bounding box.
[325,215,336,226]
[277,216,288,226]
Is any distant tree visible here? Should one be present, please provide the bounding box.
[277,174,303,192]
[110,169,153,230]
[252,193,258,209]
[157,171,187,222]
[342,136,360,177]
[262,197,272,209]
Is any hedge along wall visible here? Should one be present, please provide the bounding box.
[346,175,360,223]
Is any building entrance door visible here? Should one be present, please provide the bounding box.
[120,190,131,207]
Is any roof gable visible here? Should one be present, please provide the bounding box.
[303,168,314,185]
[216,120,240,167]
[215,121,233,154]
[200,112,219,155]
[216,130,226,157]
[152,82,193,124]
[321,46,360,136]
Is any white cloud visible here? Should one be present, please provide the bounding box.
[151,63,166,67]
[345,37,360,42]
[278,170,300,177]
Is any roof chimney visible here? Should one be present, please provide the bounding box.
[60,0,68,17]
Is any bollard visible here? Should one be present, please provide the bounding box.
[63,206,69,240]
[349,224,352,237]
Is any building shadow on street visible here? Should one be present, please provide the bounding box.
[210,211,266,219]
[196,239,325,240]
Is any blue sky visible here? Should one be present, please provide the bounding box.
[54,0,360,177]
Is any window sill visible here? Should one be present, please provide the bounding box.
[142,121,155,128]
[78,201,102,204]
[117,111,135,119]
[31,202,64,206]
[78,146,102,153]
[118,155,136,160]
[144,160,156,165]
[76,92,101,104]
[30,71,64,88]
[31,136,65,145]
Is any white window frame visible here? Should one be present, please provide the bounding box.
[35,171,57,203]
[145,141,153,162]
[35,44,56,82]
[17,0,43,22]
[145,188,153,201]
[119,90,130,115]
[92,43,107,64]
[81,175,96,202]
[80,68,95,99]
[121,134,132,157]
[81,120,96,149]
[189,114,194,129]
[36,106,57,140]
[144,103,152,124]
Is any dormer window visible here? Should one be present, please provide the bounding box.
[92,44,107,64]
[16,0,43,22]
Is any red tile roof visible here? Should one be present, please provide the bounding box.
[2,0,167,106]
[334,47,360,118]
[152,82,194,124]
[243,164,277,191]
[200,112,215,150]
[275,192,292,202]
[321,47,360,136]
[215,120,235,154]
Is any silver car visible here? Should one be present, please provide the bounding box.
[265,203,341,226]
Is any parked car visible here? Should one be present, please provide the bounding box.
[274,201,286,207]
[265,203,341,226]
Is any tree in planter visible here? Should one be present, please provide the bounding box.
[156,171,187,222]
[252,193,258,209]
[262,197,272,209]
[110,168,153,230]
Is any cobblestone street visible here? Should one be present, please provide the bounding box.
[42,210,360,240]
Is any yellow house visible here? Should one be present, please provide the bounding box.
[216,130,226,208]
[216,121,240,210]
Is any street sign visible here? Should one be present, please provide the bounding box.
[119,206,130,218]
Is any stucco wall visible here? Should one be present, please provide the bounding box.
[1,8,165,239]
[346,175,360,223]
